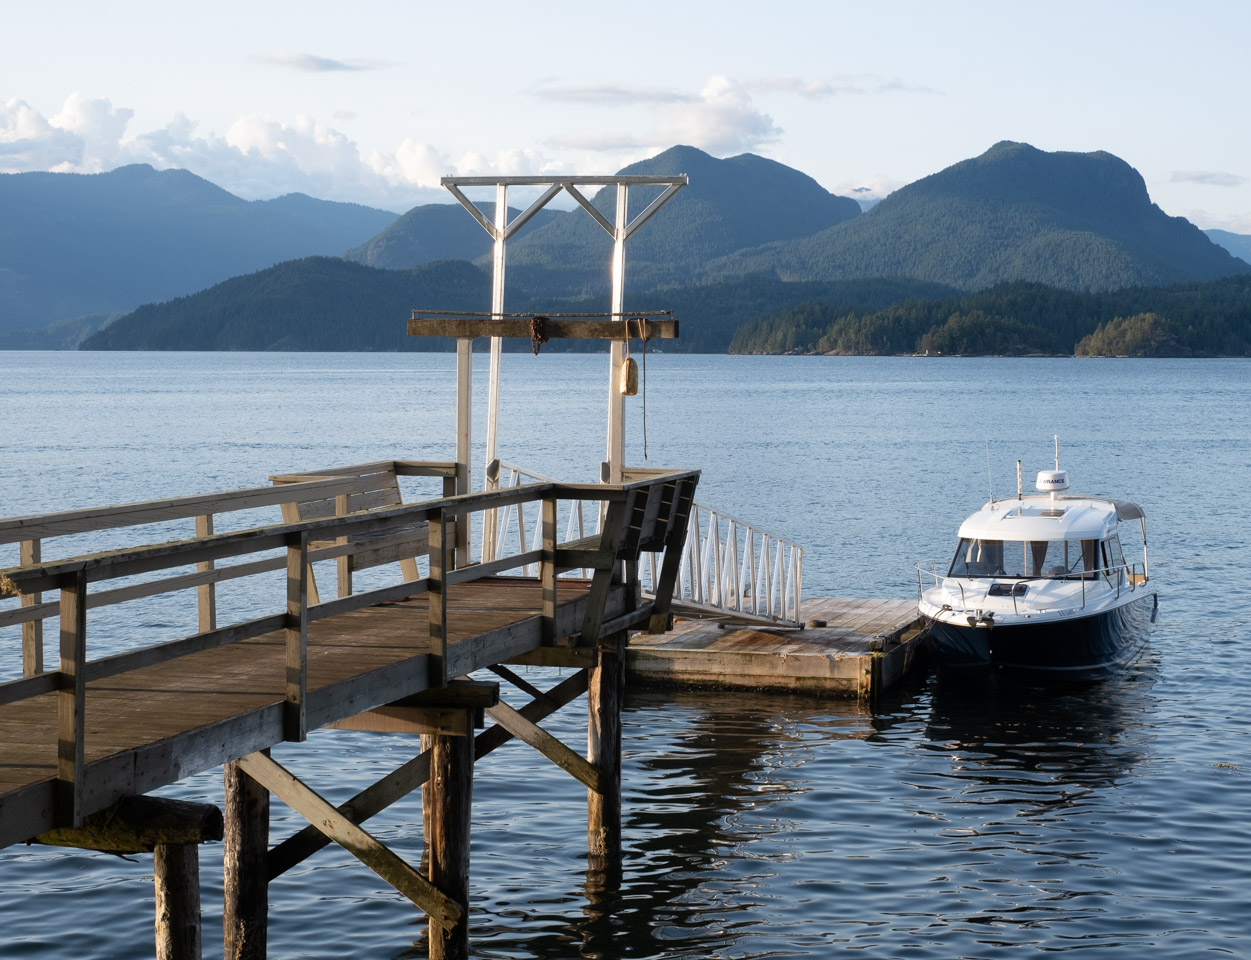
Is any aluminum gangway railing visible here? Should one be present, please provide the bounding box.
[484,460,803,628]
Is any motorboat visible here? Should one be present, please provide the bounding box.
[916,458,1157,682]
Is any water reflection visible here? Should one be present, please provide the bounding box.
[470,688,873,960]
[923,651,1160,792]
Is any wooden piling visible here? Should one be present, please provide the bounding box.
[427,719,474,960]
[155,842,202,960]
[223,760,270,960]
[587,630,626,877]
[34,795,221,960]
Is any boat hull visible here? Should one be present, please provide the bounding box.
[926,591,1157,682]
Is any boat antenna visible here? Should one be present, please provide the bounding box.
[1017,460,1023,500]
[986,440,994,505]
[1054,434,1060,470]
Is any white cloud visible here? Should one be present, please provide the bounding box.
[252,52,386,72]
[832,173,908,208]
[652,75,780,155]
[0,94,525,210]
[533,83,694,106]
[750,74,936,99]
[1171,170,1247,188]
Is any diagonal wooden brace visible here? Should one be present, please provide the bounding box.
[236,752,463,931]
[484,699,603,792]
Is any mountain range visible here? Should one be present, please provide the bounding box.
[6,142,1251,352]
[0,164,397,334]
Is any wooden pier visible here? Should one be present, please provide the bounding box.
[627,597,927,699]
[1,461,698,960]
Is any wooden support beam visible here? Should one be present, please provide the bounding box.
[326,680,499,735]
[427,724,474,960]
[408,317,678,341]
[485,700,602,792]
[35,795,223,853]
[224,760,269,960]
[237,752,463,931]
[155,843,203,960]
[268,672,588,879]
[587,631,626,877]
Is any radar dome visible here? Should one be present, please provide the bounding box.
[1036,469,1070,493]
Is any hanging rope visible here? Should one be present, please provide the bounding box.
[633,318,650,460]
[529,315,549,355]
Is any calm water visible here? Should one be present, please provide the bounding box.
[1,352,1249,958]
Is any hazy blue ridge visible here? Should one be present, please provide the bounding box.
[343,203,562,269]
[1206,228,1251,263]
[0,164,397,334]
[707,142,1251,291]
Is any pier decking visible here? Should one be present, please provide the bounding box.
[628,597,926,698]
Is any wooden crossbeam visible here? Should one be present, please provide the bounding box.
[484,700,602,792]
[237,752,463,931]
[407,316,678,341]
[266,671,591,879]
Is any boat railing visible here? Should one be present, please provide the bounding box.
[487,461,803,627]
[919,560,1148,617]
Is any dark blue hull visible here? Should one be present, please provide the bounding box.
[926,592,1158,683]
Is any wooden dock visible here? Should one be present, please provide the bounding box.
[1,461,699,960]
[627,597,927,698]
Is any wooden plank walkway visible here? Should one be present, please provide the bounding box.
[627,597,926,698]
[0,577,614,851]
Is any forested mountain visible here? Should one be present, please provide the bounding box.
[0,165,397,333]
[708,142,1249,291]
[730,276,1251,357]
[343,203,561,269]
[497,145,863,295]
[81,258,489,351]
[79,253,956,353]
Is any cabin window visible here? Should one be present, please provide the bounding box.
[949,538,1004,577]
[949,538,1095,578]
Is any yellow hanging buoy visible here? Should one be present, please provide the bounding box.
[620,356,639,395]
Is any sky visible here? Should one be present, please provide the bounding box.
[4,0,1250,231]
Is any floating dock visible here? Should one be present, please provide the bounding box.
[628,597,927,698]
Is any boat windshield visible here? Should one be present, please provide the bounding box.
[948,537,1101,579]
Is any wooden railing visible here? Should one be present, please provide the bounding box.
[0,467,698,826]
[0,460,459,678]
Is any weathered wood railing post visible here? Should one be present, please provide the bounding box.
[541,497,557,644]
[57,569,87,827]
[335,493,353,598]
[284,532,308,742]
[195,514,216,633]
[21,538,43,675]
[428,510,449,687]
[224,760,270,960]
[427,717,474,960]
